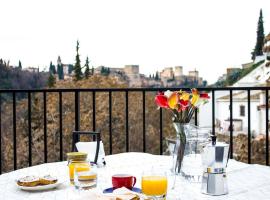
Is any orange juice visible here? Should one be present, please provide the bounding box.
[69,162,90,181]
[141,175,168,196]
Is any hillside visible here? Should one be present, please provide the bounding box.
[0,59,48,93]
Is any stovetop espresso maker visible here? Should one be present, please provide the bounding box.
[201,135,230,196]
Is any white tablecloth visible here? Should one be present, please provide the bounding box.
[0,152,270,200]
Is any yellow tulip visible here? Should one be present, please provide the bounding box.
[168,92,179,109]
[191,88,199,106]
[179,91,190,101]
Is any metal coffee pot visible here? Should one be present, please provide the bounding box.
[201,135,229,196]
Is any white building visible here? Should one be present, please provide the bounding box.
[199,33,270,135]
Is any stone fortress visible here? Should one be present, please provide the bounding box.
[159,66,203,87]
[95,65,204,87]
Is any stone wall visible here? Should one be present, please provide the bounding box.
[217,133,268,165]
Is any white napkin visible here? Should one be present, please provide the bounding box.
[76,141,106,166]
[73,187,140,200]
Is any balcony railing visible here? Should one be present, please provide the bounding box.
[0,86,269,174]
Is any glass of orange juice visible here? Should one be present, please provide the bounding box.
[141,171,167,199]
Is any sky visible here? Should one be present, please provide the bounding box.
[0,0,269,84]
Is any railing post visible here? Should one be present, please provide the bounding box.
[59,92,63,161]
[92,91,96,141]
[212,90,215,135]
[266,89,269,166]
[247,90,251,164]
[0,93,2,174]
[195,108,198,126]
[109,91,112,155]
[125,91,129,152]
[229,90,233,159]
[28,92,32,166]
[142,91,146,153]
[13,92,17,170]
[160,108,163,155]
[43,92,47,163]
[74,91,80,151]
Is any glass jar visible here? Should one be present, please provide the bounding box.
[68,160,91,183]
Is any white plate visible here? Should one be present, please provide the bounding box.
[17,181,63,191]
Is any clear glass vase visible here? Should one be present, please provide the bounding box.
[172,123,209,182]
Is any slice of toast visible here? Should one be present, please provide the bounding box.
[39,175,58,185]
[17,176,40,187]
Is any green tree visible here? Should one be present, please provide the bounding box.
[57,63,64,80]
[252,9,265,60]
[155,71,159,80]
[47,72,56,88]
[49,61,56,74]
[91,66,94,75]
[101,67,110,76]
[74,40,82,81]
[84,56,90,79]
[18,60,22,70]
[68,64,73,74]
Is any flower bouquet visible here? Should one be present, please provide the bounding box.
[155,89,210,174]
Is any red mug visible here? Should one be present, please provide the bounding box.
[112,174,136,189]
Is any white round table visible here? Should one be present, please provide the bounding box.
[0,152,270,200]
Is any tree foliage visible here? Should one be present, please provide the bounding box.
[155,71,159,80]
[57,63,64,80]
[100,66,110,76]
[84,56,90,79]
[91,66,94,75]
[74,40,82,81]
[18,60,22,70]
[0,58,48,99]
[47,72,56,88]
[251,9,265,60]
[49,61,56,74]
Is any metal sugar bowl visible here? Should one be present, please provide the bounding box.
[201,135,230,196]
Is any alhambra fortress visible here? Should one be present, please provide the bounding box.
[51,60,205,87]
[96,65,204,87]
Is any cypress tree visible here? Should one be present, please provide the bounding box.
[84,56,90,79]
[47,72,56,88]
[74,40,82,81]
[49,61,56,74]
[68,64,73,74]
[18,60,22,69]
[57,63,64,80]
[252,9,265,60]
[155,71,159,80]
[91,66,94,75]
[101,66,104,74]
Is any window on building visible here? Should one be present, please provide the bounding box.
[240,105,245,117]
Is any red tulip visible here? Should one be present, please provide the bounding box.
[200,93,210,99]
[179,99,189,108]
[155,94,169,108]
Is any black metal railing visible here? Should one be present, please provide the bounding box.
[0,87,269,174]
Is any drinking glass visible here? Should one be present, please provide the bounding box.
[141,171,167,199]
[68,160,90,183]
[73,161,98,190]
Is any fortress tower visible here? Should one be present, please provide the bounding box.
[174,66,183,77]
[124,65,141,87]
